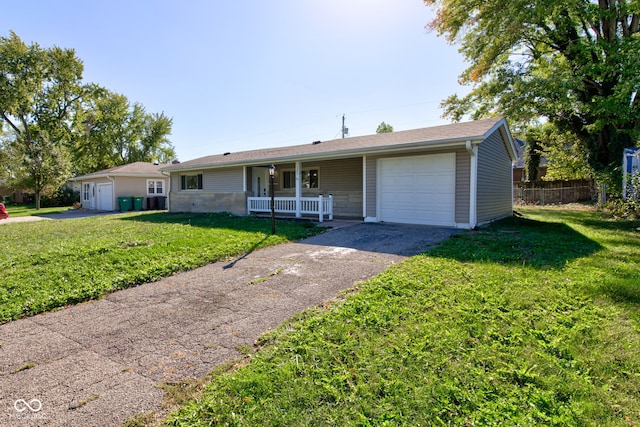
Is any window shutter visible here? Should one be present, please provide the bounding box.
[198,174,203,189]
[181,175,186,190]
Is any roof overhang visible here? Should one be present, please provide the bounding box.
[162,137,486,173]
[70,173,166,181]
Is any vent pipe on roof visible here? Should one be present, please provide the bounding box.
[312,141,321,145]
[223,152,231,156]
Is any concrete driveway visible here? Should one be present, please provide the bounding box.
[0,222,459,426]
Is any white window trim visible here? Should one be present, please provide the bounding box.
[146,179,165,196]
[82,183,91,201]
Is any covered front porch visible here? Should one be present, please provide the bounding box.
[245,158,362,221]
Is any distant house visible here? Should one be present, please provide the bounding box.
[0,179,33,204]
[161,118,517,229]
[512,138,548,182]
[71,162,168,211]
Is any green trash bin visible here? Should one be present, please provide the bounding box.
[118,196,132,212]
[133,197,144,211]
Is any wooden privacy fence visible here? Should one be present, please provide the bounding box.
[514,180,596,205]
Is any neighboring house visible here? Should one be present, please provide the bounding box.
[512,138,548,182]
[0,179,33,203]
[162,117,516,229]
[71,162,168,211]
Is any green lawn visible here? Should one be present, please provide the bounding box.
[166,206,640,426]
[2,203,71,217]
[0,212,319,323]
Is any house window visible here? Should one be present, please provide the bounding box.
[180,173,203,190]
[82,183,91,201]
[147,180,165,195]
[282,168,319,189]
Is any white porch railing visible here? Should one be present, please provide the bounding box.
[247,195,333,222]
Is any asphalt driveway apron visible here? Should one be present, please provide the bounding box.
[0,223,458,426]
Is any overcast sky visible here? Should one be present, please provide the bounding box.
[4,0,470,162]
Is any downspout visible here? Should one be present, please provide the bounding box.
[362,156,367,219]
[466,140,478,229]
[161,170,171,212]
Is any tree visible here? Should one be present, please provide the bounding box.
[424,0,640,191]
[73,87,175,175]
[376,122,394,133]
[0,31,83,208]
[523,127,543,182]
[525,123,593,181]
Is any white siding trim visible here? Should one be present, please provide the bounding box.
[466,140,478,229]
[295,161,302,218]
[242,166,247,192]
[362,156,367,218]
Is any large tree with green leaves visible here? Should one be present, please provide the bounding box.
[73,87,175,175]
[0,31,82,208]
[1,32,176,205]
[424,0,640,191]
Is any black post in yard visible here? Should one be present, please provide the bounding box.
[269,164,276,235]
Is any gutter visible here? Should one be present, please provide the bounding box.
[161,137,484,174]
[160,170,171,212]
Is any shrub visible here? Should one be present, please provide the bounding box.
[601,198,640,220]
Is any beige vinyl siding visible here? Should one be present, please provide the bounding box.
[203,167,244,192]
[365,157,377,218]
[311,158,361,191]
[275,158,363,218]
[311,157,362,217]
[170,173,181,193]
[476,130,513,223]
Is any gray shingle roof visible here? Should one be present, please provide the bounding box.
[73,162,166,180]
[164,117,508,171]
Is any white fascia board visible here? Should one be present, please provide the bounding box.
[163,138,481,174]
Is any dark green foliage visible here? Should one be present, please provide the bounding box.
[424,0,640,192]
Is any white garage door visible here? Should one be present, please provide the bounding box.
[378,153,456,226]
[97,183,113,211]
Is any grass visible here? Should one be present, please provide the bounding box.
[2,203,70,217]
[0,212,319,323]
[166,206,640,426]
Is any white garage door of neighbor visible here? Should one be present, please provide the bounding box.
[378,153,456,226]
[97,183,113,211]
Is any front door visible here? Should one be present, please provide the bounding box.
[253,168,269,197]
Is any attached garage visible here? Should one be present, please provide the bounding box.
[163,117,517,229]
[378,153,456,226]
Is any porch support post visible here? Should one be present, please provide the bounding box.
[362,156,367,218]
[295,161,302,218]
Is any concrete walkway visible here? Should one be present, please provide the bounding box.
[0,223,458,426]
